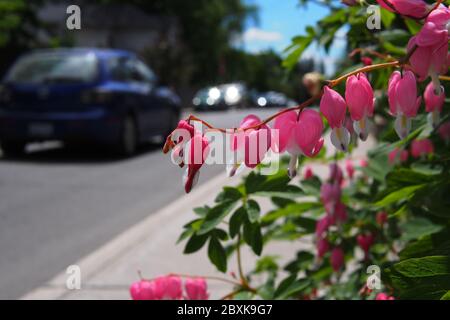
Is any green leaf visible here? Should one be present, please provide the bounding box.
[380,8,396,28]
[193,206,209,217]
[386,256,450,299]
[184,233,209,254]
[373,184,425,208]
[400,217,444,243]
[245,199,260,223]
[229,206,246,239]
[274,275,310,299]
[399,230,450,259]
[282,34,314,69]
[404,18,421,35]
[215,187,243,203]
[293,216,317,233]
[199,200,237,235]
[440,291,450,300]
[243,220,263,256]
[262,202,320,223]
[208,237,227,273]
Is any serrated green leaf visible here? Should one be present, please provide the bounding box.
[229,206,246,239]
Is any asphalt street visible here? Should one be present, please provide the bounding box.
[0,108,277,299]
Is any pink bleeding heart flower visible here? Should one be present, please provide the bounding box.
[345,73,375,141]
[388,148,409,164]
[411,139,434,158]
[153,275,183,300]
[185,277,209,300]
[357,233,375,260]
[317,238,330,258]
[321,183,342,215]
[304,166,314,180]
[274,109,324,178]
[376,0,429,19]
[438,121,450,143]
[228,115,271,176]
[165,120,196,167]
[330,247,345,272]
[316,215,331,238]
[408,6,449,86]
[320,86,350,152]
[183,133,210,193]
[376,292,395,300]
[360,159,369,167]
[130,280,158,300]
[376,211,388,226]
[345,160,355,179]
[333,202,348,224]
[388,71,422,139]
[424,82,445,128]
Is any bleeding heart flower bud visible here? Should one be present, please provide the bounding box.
[411,139,434,158]
[274,109,324,178]
[317,238,330,258]
[438,121,450,143]
[329,163,344,185]
[345,73,375,141]
[320,86,350,152]
[316,216,331,238]
[304,166,314,180]
[345,160,355,179]
[376,292,395,300]
[361,56,373,66]
[334,202,348,223]
[357,233,375,259]
[185,277,209,300]
[388,71,422,139]
[376,0,428,19]
[321,183,342,214]
[376,211,388,226]
[388,148,409,164]
[424,82,445,128]
[330,247,345,272]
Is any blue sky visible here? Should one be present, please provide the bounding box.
[241,0,347,75]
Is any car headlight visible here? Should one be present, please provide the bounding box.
[225,86,241,105]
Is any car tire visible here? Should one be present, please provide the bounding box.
[0,140,26,157]
[116,115,138,157]
[165,109,180,138]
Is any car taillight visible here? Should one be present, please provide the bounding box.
[81,89,112,105]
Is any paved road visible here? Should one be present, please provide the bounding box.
[0,108,277,299]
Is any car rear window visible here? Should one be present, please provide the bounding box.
[6,52,99,84]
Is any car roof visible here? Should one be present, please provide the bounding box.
[26,48,135,60]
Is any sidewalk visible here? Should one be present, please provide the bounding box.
[22,137,374,300]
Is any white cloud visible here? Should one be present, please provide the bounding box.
[242,27,283,43]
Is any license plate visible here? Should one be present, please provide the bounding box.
[29,122,54,137]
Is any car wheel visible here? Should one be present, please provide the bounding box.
[0,140,26,157]
[117,115,138,157]
[165,110,180,137]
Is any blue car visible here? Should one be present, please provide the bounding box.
[0,48,181,156]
